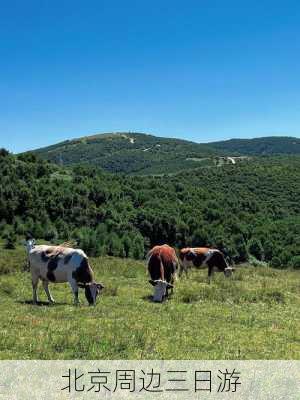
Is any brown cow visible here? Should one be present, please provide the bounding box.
[179,247,234,281]
[147,244,178,302]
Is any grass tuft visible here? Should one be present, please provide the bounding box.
[103,286,119,297]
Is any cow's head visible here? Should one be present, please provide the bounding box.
[224,266,235,278]
[25,237,36,252]
[78,282,104,305]
[149,279,173,303]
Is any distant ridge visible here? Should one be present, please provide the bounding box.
[209,136,300,155]
[30,132,300,174]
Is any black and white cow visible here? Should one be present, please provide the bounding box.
[26,238,104,305]
[179,247,235,281]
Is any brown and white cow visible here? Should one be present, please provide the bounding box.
[147,244,178,302]
[179,247,234,281]
[26,238,104,305]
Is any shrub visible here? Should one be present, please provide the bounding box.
[247,238,264,261]
[44,225,58,242]
[290,256,300,270]
[270,257,282,269]
[248,255,268,268]
[4,232,16,249]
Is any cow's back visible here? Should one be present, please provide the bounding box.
[180,247,213,268]
[28,245,91,283]
[180,247,228,271]
[148,245,177,282]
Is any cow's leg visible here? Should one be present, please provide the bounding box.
[178,264,183,277]
[165,287,171,300]
[170,277,174,295]
[32,275,39,304]
[68,278,79,305]
[185,265,189,278]
[42,280,55,304]
[207,265,214,284]
[179,265,184,278]
[179,262,188,278]
[184,261,191,278]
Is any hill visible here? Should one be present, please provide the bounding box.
[1,151,299,268]
[30,132,300,174]
[209,136,300,155]
[32,132,221,174]
[0,242,299,359]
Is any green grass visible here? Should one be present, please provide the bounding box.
[0,245,299,359]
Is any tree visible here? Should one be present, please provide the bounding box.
[247,238,264,261]
[290,256,300,270]
[132,235,144,259]
[44,224,58,242]
[232,234,248,262]
[4,232,16,249]
[270,257,282,269]
[0,148,10,157]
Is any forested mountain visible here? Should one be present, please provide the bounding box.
[1,149,299,268]
[209,136,300,155]
[31,133,300,174]
[32,132,220,174]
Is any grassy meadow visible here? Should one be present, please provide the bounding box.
[0,243,299,359]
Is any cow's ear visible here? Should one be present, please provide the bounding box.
[97,283,104,290]
[167,283,174,289]
[149,280,157,286]
[77,283,86,288]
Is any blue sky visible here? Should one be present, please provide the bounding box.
[1,0,300,153]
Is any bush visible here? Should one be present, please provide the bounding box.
[107,233,124,257]
[131,235,145,259]
[76,228,102,257]
[247,238,264,261]
[248,255,268,268]
[290,256,300,270]
[270,257,282,269]
[4,232,16,249]
[0,148,9,157]
[44,225,58,242]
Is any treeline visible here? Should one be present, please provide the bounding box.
[0,149,299,269]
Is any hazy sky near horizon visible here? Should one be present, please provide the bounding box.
[1,1,300,153]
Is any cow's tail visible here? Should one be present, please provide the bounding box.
[159,256,165,281]
[145,249,153,276]
[145,249,153,265]
[172,254,179,281]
